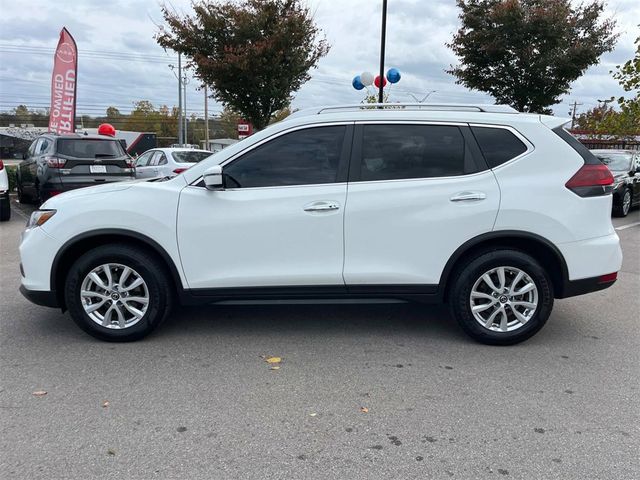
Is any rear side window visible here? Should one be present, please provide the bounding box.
[471,127,528,168]
[552,127,600,165]
[359,124,475,181]
[57,139,125,159]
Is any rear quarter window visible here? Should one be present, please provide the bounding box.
[471,127,528,168]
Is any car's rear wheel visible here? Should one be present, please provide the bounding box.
[0,192,10,221]
[613,188,632,217]
[64,244,173,341]
[16,182,30,204]
[449,249,554,345]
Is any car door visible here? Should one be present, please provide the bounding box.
[154,152,169,177]
[177,124,352,289]
[134,151,154,179]
[343,122,501,289]
[633,153,640,204]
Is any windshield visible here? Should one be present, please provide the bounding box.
[594,152,633,172]
[171,151,211,163]
[57,139,126,159]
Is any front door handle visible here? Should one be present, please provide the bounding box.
[450,191,487,202]
[303,201,340,212]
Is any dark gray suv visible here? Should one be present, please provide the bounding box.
[16,133,135,204]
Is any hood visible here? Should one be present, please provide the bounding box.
[40,179,140,209]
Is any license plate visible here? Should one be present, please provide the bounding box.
[90,165,107,174]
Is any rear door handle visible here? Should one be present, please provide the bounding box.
[303,201,340,212]
[450,191,486,202]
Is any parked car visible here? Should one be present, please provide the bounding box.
[0,159,10,221]
[19,103,622,344]
[591,149,640,217]
[134,148,212,179]
[16,133,135,205]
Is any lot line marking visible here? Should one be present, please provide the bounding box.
[615,221,640,231]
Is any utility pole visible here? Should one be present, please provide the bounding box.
[204,84,209,150]
[569,100,583,129]
[183,74,189,145]
[378,0,388,104]
[177,53,183,145]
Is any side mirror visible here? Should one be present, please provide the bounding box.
[203,165,223,190]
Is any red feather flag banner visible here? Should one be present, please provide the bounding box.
[48,27,77,134]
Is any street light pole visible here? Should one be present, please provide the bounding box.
[378,0,388,104]
[204,84,209,150]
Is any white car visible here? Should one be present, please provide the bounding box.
[134,148,212,179]
[0,159,10,221]
[19,103,622,344]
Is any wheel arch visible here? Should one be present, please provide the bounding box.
[440,231,569,300]
[51,229,184,309]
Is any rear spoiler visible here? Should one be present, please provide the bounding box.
[539,115,570,130]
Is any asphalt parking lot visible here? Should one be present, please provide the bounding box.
[1,196,638,480]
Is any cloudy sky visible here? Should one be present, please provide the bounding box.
[0,0,638,120]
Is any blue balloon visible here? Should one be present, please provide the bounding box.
[386,68,401,84]
[352,75,365,90]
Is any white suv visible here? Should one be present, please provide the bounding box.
[19,104,622,344]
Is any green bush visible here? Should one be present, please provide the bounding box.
[5,165,17,192]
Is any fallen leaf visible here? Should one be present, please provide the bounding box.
[265,356,282,364]
[107,448,116,456]
[360,407,369,413]
[102,401,110,408]
[309,413,317,417]
[270,366,280,370]
[32,390,47,397]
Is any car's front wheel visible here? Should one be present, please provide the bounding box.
[449,249,554,345]
[65,244,173,341]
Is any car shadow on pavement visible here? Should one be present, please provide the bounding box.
[155,303,467,342]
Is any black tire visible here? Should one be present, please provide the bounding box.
[16,181,30,204]
[64,244,174,341]
[449,249,554,345]
[0,192,10,221]
[612,188,631,217]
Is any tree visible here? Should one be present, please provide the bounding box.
[13,105,31,123]
[611,28,640,134]
[447,0,618,113]
[156,0,329,130]
[218,107,241,139]
[106,106,121,119]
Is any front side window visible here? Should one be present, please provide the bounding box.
[223,126,346,188]
[359,124,471,181]
[135,151,153,167]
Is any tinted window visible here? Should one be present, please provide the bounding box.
[172,151,211,163]
[38,138,52,154]
[224,126,345,188]
[57,139,125,159]
[360,124,471,181]
[471,127,527,168]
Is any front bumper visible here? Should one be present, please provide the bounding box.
[19,285,59,308]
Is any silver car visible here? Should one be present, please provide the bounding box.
[134,148,212,179]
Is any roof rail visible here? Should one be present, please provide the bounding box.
[314,103,519,114]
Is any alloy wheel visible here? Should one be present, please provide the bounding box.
[469,266,539,333]
[80,263,149,329]
[622,190,631,216]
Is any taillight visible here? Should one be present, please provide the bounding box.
[565,164,613,197]
[126,158,135,168]
[173,168,187,174]
[0,159,4,170]
[598,272,617,283]
[44,156,66,168]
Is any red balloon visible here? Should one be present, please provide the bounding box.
[98,123,116,137]
[374,75,388,88]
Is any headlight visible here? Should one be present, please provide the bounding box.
[26,210,56,229]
